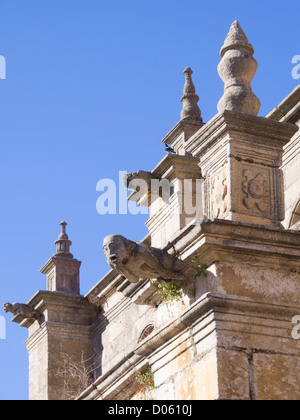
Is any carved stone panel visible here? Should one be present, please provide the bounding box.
[241,168,271,218]
[211,170,228,219]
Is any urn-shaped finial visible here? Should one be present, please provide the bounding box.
[217,21,260,116]
[180,67,203,122]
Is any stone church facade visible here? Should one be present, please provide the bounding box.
[4,21,300,400]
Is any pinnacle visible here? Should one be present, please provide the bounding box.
[220,20,254,57]
[182,67,196,96]
[217,21,260,116]
[180,67,202,122]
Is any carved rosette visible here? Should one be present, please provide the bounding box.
[242,169,270,216]
[207,158,283,225]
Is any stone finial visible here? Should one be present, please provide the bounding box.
[41,221,81,295]
[54,221,72,257]
[180,67,203,122]
[217,21,260,116]
[58,221,68,239]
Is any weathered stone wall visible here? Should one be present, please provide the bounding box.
[24,292,93,400]
[92,291,156,377]
[79,217,300,401]
[282,117,300,228]
[129,260,300,400]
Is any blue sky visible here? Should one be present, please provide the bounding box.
[0,0,299,400]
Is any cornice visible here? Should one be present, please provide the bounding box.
[40,255,81,275]
[267,85,300,123]
[185,110,298,158]
[161,119,204,146]
[16,291,90,328]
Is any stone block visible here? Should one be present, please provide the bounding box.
[173,350,218,400]
[253,353,300,400]
[217,348,250,400]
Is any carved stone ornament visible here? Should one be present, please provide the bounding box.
[103,234,187,284]
[242,169,269,215]
[211,171,228,218]
[123,170,159,199]
[3,302,40,320]
[180,67,203,122]
[217,21,260,116]
[54,221,73,257]
[124,171,158,190]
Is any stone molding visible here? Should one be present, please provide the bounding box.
[185,111,297,165]
[267,85,300,123]
[161,119,204,156]
[174,219,300,269]
[25,321,92,353]
[16,290,93,329]
[78,291,299,400]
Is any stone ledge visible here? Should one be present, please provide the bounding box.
[77,352,147,401]
[16,290,94,329]
[133,292,300,359]
[169,219,300,268]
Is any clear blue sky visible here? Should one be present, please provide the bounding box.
[0,0,299,400]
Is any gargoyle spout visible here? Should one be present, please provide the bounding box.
[3,303,40,320]
[103,234,186,284]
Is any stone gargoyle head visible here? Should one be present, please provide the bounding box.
[103,235,136,271]
[103,234,187,284]
[3,303,13,314]
[2,302,40,320]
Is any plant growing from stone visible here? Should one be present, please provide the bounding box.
[150,279,181,304]
[192,257,208,278]
[135,369,155,394]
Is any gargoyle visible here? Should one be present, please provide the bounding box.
[123,171,158,190]
[103,234,187,284]
[124,171,174,205]
[3,303,40,320]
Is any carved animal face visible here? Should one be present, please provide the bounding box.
[3,303,12,313]
[103,235,135,270]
